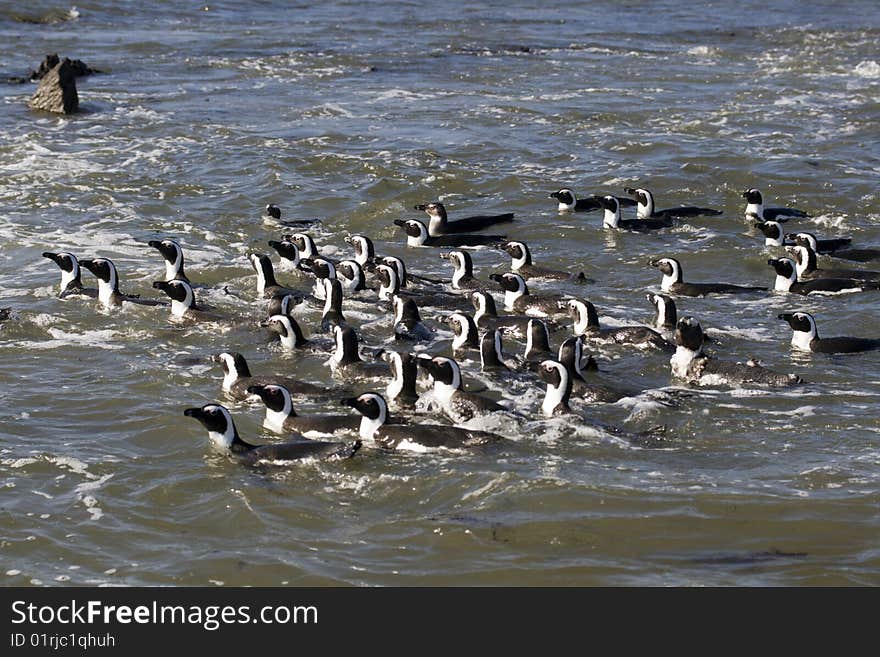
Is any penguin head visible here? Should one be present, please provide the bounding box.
[264,204,282,220]
[245,383,293,414]
[646,292,677,328]
[417,355,462,389]
[394,219,429,241]
[288,233,317,258]
[249,252,273,276]
[754,221,783,241]
[306,256,335,280]
[538,359,567,387]
[789,232,818,252]
[742,188,763,204]
[148,239,183,266]
[446,312,477,346]
[767,257,797,281]
[341,392,388,423]
[215,351,251,379]
[549,188,576,206]
[80,257,118,287]
[267,238,301,265]
[471,290,497,316]
[336,259,364,290]
[267,314,297,340]
[674,317,705,351]
[503,241,531,269]
[414,202,446,220]
[489,272,527,294]
[152,279,194,306]
[380,255,406,283]
[183,403,237,450]
[778,312,818,338]
[624,186,652,208]
[267,293,302,318]
[345,234,374,263]
[42,251,79,274]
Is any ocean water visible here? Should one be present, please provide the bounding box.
[0,0,878,586]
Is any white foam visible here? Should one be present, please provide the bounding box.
[854,60,880,78]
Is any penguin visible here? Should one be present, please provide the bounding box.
[788,244,880,281]
[335,259,368,295]
[249,253,302,299]
[781,230,853,255]
[480,329,514,373]
[556,336,631,403]
[267,237,309,274]
[488,272,567,317]
[502,241,589,282]
[326,325,388,379]
[299,256,336,301]
[646,292,677,331]
[345,234,376,268]
[42,251,96,298]
[777,312,880,354]
[767,257,880,295]
[393,219,507,248]
[650,257,767,296]
[445,312,481,355]
[378,350,420,408]
[376,263,464,310]
[623,187,722,219]
[266,292,304,320]
[742,188,809,222]
[0,308,10,322]
[566,299,673,350]
[286,233,323,261]
[80,258,166,308]
[753,220,790,248]
[214,351,334,401]
[522,318,554,365]
[263,204,320,229]
[320,277,346,331]
[549,188,636,213]
[152,280,224,321]
[671,317,802,386]
[415,201,514,236]
[148,239,190,284]
[183,403,360,463]
[245,383,360,435]
[379,254,443,289]
[790,232,880,264]
[470,290,533,334]
[392,295,433,342]
[341,393,503,451]
[439,250,481,290]
[417,355,507,422]
[265,313,310,351]
[595,195,674,231]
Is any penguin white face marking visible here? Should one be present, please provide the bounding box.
[449,313,471,350]
[502,273,526,310]
[336,260,362,293]
[650,294,667,328]
[355,393,387,439]
[330,325,345,366]
[472,292,487,321]
[771,258,797,291]
[392,295,406,325]
[321,278,337,315]
[602,195,620,228]
[787,312,818,351]
[249,253,270,296]
[290,233,316,258]
[350,236,370,265]
[794,232,819,252]
[376,264,398,301]
[553,188,576,212]
[568,299,589,335]
[268,314,296,350]
[405,220,428,247]
[205,404,237,450]
[385,352,404,401]
[259,384,293,432]
[218,352,240,390]
[655,258,682,291]
[634,188,654,219]
[507,242,528,270]
[449,251,468,288]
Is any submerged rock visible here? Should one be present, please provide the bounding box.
[29,54,99,81]
[29,58,79,114]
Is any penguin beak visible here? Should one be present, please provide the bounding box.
[148,240,161,249]
[183,407,204,420]
[648,259,660,267]
[548,192,560,200]
[393,219,406,228]
[152,281,169,291]
[339,397,358,408]
[777,313,794,322]
[488,273,503,284]
[741,190,749,198]
[413,204,427,211]
[245,385,266,396]
[42,252,60,263]
[439,252,451,260]
[623,187,636,196]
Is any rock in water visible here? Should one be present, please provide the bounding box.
[29,54,99,81]
[29,58,79,114]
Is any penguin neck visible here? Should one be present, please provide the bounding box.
[503,287,523,311]
[256,265,276,296]
[790,329,815,351]
[746,201,763,219]
[775,272,795,291]
[573,304,596,335]
[263,399,292,433]
[60,267,79,292]
[794,247,817,276]
[96,278,117,307]
[359,409,386,440]
[452,322,470,350]
[636,195,653,220]
[542,373,571,417]
[170,298,190,318]
[427,213,445,236]
[603,207,620,228]
[451,264,468,288]
[510,248,529,271]
[165,251,184,282]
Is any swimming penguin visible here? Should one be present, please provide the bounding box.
[415,201,514,236]
[286,233,323,261]
[595,195,674,231]
[214,351,332,401]
[249,253,303,299]
[671,317,802,386]
[263,204,320,229]
[265,313,310,351]
[152,280,224,321]
[245,383,360,435]
[790,232,880,264]
[148,239,190,284]
[267,237,309,274]
[445,312,481,355]
[0,308,10,322]
[480,329,514,373]
[300,256,336,301]
[335,259,368,295]
[502,241,589,282]
[650,257,767,296]
[376,263,464,310]
[489,272,567,317]
[522,318,554,365]
[742,188,809,222]
[767,257,880,295]
[470,290,533,334]
[646,292,677,330]
[392,295,433,342]
[342,393,503,451]
[80,258,166,308]
[556,336,631,403]
[42,251,96,298]
[441,250,483,290]
[345,234,376,269]
[777,312,880,354]
[378,350,420,408]
[754,220,791,248]
[326,325,388,380]
[566,299,672,350]
[184,403,360,463]
[781,230,853,255]
[394,219,507,248]
[549,188,637,213]
[320,278,346,331]
[417,355,507,422]
[788,244,880,281]
[623,187,722,219]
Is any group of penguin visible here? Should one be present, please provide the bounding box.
[34,185,880,466]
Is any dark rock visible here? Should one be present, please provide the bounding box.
[30,54,99,81]
[29,58,79,114]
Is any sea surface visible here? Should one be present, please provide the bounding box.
[1,1,878,586]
